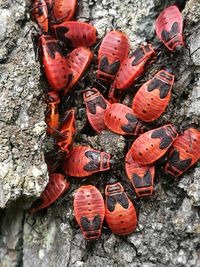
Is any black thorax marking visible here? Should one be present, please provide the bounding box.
[132,170,152,188]
[147,77,170,99]
[87,96,107,115]
[107,193,129,212]
[151,128,173,149]
[83,151,101,171]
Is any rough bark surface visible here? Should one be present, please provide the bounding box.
[0,0,200,266]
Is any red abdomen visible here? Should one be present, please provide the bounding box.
[53,0,76,23]
[97,31,130,82]
[125,149,155,197]
[132,69,174,122]
[105,182,137,235]
[84,88,111,133]
[114,44,156,90]
[63,47,93,95]
[165,128,200,176]
[155,5,184,51]
[62,146,111,177]
[51,21,97,47]
[74,185,105,240]
[131,124,178,165]
[40,34,68,91]
[104,103,144,135]
[30,173,70,213]
[32,0,48,32]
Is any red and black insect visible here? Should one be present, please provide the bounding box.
[113,44,156,90]
[132,68,174,122]
[83,88,110,133]
[155,5,184,52]
[52,0,77,23]
[97,30,130,82]
[45,91,60,135]
[74,185,105,240]
[30,173,70,213]
[131,124,178,165]
[165,128,200,176]
[105,181,137,235]
[107,85,123,104]
[63,47,93,95]
[32,0,48,32]
[56,109,76,155]
[125,149,155,197]
[51,21,97,48]
[104,103,145,135]
[40,34,69,91]
[62,146,112,177]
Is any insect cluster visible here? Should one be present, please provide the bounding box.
[30,1,200,241]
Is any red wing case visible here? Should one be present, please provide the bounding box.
[131,124,178,165]
[114,44,156,90]
[105,182,137,235]
[74,185,105,240]
[63,47,93,95]
[132,69,174,122]
[51,21,97,48]
[52,0,77,23]
[30,173,69,213]
[40,34,69,91]
[155,5,184,51]
[125,149,155,197]
[84,88,111,133]
[104,103,144,136]
[62,146,111,177]
[165,128,200,176]
[97,30,130,82]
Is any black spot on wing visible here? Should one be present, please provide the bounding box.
[66,73,74,88]
[125,114,138,123]
[131,48,145,66]
[161,30,170,42]
[96,96,107,109]
[107,193,129,211]
[121,124,135,134]
[117,193,129,209]
[170,22,179,37]
[151,128,165,139]
[92,214,101,230]
[107,196,116,212]
[169,150,192,171]
[87,101,96,115]
[83,161,99,171]
[147,77,170,99]
[81,216,91,231]
[54,26,70,45]
[99,56,109,72]
[151,128,173,149]
[160,83,170,99]
[159,135,173,149]
[84,151,101,171]
[46,42,64,59]
[132,170,152,188]
[85,151,101,161]
[87,96,107,115]
[108,60,120,75]
[81,215,101,232]
[147,78,163,92]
